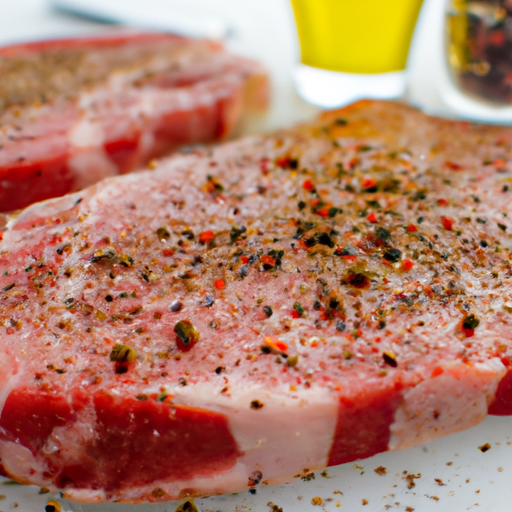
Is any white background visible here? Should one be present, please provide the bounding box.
[1,1,512,511]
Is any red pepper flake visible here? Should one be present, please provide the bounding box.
[444,161,462,171]
[401,259,414,271]
[199,230,215,243]
[431,366,444,377]
[241,255,250,264]
[275,156,298,169]
[437,198,449,206]
[367,212,378,223]
[214,279,225,290]
[362,177,377,190]
[407,224,417,232]
[162,248,175,257]
[316,207,331,217]
[264,336,288,354]
[260,254,276,267]
[303,179,315,191]
[441,216,454,230]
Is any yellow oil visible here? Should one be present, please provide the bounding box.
[291,0,424,73]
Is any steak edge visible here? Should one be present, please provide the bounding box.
[0,31,268,212]
[0,100,511,502]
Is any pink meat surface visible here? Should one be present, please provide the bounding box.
[0,32,268,212]
[1,100,512,502]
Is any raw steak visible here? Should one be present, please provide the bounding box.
[1,100,512,503]
[0,32,268,212]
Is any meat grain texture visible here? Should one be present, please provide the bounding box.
[0,32,268,212]
[0,100,512,502]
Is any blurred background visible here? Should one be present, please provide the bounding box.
[0,0,452,131]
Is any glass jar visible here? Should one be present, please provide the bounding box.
[440,0,512,122]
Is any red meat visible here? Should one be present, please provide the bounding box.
[0,32,268,212]
[0,100,511,502]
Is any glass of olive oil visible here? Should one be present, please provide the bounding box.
[290,0,424,108]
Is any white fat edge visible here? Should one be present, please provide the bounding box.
[0,349,22,425]
[68,149,119,191]
[69,117,105,148]
[388,358,506,451]
[0,442,39,483]
[0,355,35,483]
[61,381,339,502]
[168,381,337,484]
[62,460,251,503]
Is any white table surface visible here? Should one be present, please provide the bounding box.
[0,1,512,511]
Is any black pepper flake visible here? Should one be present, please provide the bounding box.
[263,305,273,317]
[56,243,71,255]
[115,364,128,374]
[476,217,487,224]
[181,227,194,240]
[498,223,507,232]
[174,501,199,512]
[239,265,249,278]
[199,295,214,308]
[462,314,480,330]
[329,297,339,309]
[334,118,347,126]
[267,249,284,265]
[2,283,15,291]
[298,200,306,210]
[293,302,305,317]
[383,248,401,262]
[250,400,264,409]
[383,351,398,367]
[305,232,335,248]
[230,225,247,243]
[215,366,225,374]
[336,321,345,332]
[347,272,370,289]
[105,294,113,302]
[479,442,491,452]
[417,216,425,224]
[248,470,263,487]
[375,226,391,242]
[156,227,170,240]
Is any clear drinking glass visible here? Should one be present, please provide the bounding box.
[290,0,424,108]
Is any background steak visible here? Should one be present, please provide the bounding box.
[0,32,268,212]
[0,100,511,502]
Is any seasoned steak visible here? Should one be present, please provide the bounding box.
[0,100,512,502]
[0,32,268,212]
